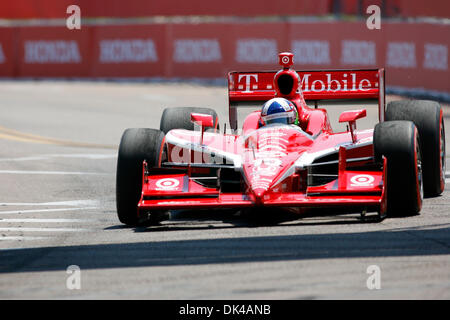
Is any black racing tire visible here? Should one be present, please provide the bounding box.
[116,128,166,226]
[386,100,445,197]
[159,107,219,134]
[374,121,423,217]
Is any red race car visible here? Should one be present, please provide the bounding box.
[116,52,446,226]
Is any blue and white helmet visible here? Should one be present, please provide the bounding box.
[261,98,297,125]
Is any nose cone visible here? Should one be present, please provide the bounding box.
[252,187,267,205]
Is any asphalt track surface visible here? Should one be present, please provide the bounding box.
[0,80,449,299]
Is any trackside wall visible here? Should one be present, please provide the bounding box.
[0,21,448,97]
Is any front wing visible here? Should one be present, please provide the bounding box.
[137,159,388,217]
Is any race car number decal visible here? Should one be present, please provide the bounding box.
[155,178,180,190]
[350,174,375,187]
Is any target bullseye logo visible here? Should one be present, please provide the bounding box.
[350,174,374,186]
[279,53,294,68]
[156,178,180,190]
[282,56,290,64]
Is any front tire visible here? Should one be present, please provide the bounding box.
[374,121,423,217]
[116,128,166,226]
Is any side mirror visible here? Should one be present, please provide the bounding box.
[190,113,214,128]
[338,109,366,143]
[338,109,367,123]
[190,113,214,145]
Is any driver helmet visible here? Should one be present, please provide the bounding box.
[261,98,298,125]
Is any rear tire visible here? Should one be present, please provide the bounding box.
[374,121,423,217]
[159,107,219,134]
[386,100,445,196]
[116,128,166,226]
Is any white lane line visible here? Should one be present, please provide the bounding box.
[0,207,98,215]
[0,153,117,162]
[0,200,100,207]
[0,218,94,223]
[0,170,109,175]
[0,236,48,241]
[0,227,91,232]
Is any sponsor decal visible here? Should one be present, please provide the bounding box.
[291,40,330,65]
[173,39,222,63]
[300,73,373,92]
[99,39,158,63]
[235,39,277,64]
[386,42,416,68]
[155,178,180,190]
[252,159,281,176]
[249,129,288,178]
[233,71,376,94]
[238,74,258,92]
[24,40,82,64]
[423,43,448,71]
[350,174,375,187]
[341,40,376,66]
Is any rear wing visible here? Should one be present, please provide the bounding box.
[228,69,386,127]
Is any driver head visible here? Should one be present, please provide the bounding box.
[261,98,298,126]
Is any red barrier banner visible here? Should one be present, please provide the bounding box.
[383,23,449,93]
[91,25,167,77]
[1,0,448,19]
[0,27,17,77]
[289,21,449,94]
[165,24,232,78]
[0,0,331,19]
[1,21,448,96]
[223,23,290,71]
[0,1,69,19]
[2,0,449,19]
[328,0,449,18]
[289,21,386,69]
[340,0,399,16]
[167,23,290,78]
[395,0,450,19]
[17,27,91,77]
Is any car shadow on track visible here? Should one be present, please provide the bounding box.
[129,208,383,233]
[1,223,449,274]
[105,207,418,233]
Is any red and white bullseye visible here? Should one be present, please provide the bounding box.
[156,178,180,189]
[350,174,374,186]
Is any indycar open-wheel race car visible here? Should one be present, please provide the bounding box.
[116,52,446,226]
